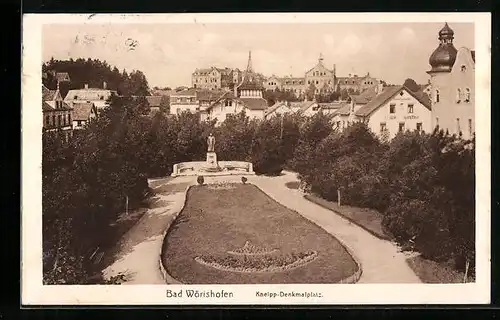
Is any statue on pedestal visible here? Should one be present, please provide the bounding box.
[207,133,215,153]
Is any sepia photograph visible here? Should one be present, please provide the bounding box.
[22,13,491,305]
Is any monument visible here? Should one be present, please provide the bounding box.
[205,133,219,170]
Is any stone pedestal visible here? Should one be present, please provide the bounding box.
[206,152,219,168]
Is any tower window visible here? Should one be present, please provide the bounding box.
[465,88,471,103]
[461,65,466,72]
[435,89,440,103]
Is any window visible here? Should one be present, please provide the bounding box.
[45,115,49,127]
[407,104,414,114]
[57,115,62,127]
[456,118,461,134]
[316,81,319,85]
[399,122,405,132]
[176,108,181,114]
[380,122,387,133]
[389,104,396,114]
[456,88,461,103]
[100,95,104,100]
[436,117,439,127]
[465,88,471,103]
[416,122,422,132]
[74,95,78,99]
[68,113,71,123]
[461,65,466,72]
[337,121,341,128]
[468,119,473,137]
[435,89,440,103]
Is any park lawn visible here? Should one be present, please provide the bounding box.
[304,194,393,241]
[162,183,358,284]
[406,255,475,283]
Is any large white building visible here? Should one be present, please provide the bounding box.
[427,23,475,139]
[64,82,116,113]
[353,85,432,140]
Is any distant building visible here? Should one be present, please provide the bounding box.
[71,102,98,130]
[42,84,73,140]
[280,76,306,98]
[192,67,243,90]
[264,101,294,119]
[264,75,282,91]
[201,51,268,124]
[64,82,116,113]
[305,54,336,94]
[169,88,199,114]
[427,23,475,139]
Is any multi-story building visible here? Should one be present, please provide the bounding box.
[169,88,199,114]
[305,54,336,94]
[64,82,116,113]
[264,75,282,91]
[42,84,73,141]
[427,23,475,139]
[353,85,432,140]
[280,76,306,98]
[336,72,380,93]
[192,67,243,90]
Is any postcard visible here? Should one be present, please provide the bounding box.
[22,12,491,305]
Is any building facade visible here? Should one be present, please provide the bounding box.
[304,54,336,94]
[354,85,432,140]
[427,23,475,139]
[42,85,73,141]
[64,83,116,112]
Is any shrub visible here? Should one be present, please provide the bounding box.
[197,176,204,185]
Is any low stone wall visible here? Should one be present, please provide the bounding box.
[171,161,255,177]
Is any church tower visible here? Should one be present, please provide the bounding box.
[427,22,459,133]
[235,51,264,98]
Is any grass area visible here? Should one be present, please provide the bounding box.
[406,255,475,283]
[304,194,393,241]
[163,183,358,284]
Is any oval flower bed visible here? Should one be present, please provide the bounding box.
[195,251,318,273]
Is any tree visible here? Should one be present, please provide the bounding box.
[403,78,420,92]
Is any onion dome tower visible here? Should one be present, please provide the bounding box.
[428,23,458,73]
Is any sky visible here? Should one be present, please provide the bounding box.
[43,22,474,88]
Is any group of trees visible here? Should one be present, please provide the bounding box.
[43,96,475,283]
[43,58,150,97]
[289,114,475,275]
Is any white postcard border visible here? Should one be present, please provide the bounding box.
[22,12,491,305]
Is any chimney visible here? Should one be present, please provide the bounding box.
[376,82,383,94]
[84,84,89,89]
[103,81,107,89]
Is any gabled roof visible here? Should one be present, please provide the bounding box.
[239,98,268,110]
[42,101,53,111]
[196,89,228,101]
[354,85,432,118]
[292,101,317,113]
[336,104,352,116]
[352,86,378,104]
[265,101,290,116]
[319,102,346,110]
[170,88,197,97]
[42,85,57,101]
[64,88,115,101]
[71,102,95,121]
